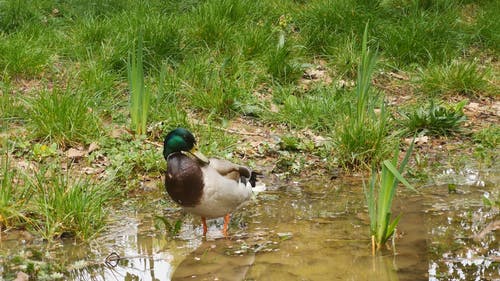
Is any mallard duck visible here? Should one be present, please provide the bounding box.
[163,128,258,238]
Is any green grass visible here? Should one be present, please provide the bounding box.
[27,164,113,241]
[148,63,190,129]
[0,79,25,128]
[418,61,489,96]
[298,0,372,56]
[473,125,499,149]
[269,85,351,131]
[326,35,362,78]
[398,100,467,136]
[377,3,468,66]
[25,89,101,148]
[0,31,54,78]
[0,1,493,179]
[265,27,304,84]
[190,0,236,50]
[77,58,123,113]
[475,0,500,53]
[185,56,257,116]
[473,125,500,165]
[0,154,30,229]
[103,136,165,186]
[194,124,240,157]
[0,0,43,33]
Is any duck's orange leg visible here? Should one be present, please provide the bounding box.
[202,217,208,236]
[222,214,231,238]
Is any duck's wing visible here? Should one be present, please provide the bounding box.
[208,158,251,179]
[209,158,264,186]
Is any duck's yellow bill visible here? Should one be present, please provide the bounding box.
[190,147,210,164]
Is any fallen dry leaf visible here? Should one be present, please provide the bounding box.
[492,101,500,116]
[87,142,100,154]
[82,166,105,175]
[465,102,481,114]
[313,135,329,147]
[473,220,500,241]
[405,136,429,145]
[111,126,129,138]
[66,148,86,159]
[16,160,31,170]
[388,71,409,80]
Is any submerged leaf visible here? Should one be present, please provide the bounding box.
[386,214,401,241]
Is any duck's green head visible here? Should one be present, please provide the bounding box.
[163,128,209,163]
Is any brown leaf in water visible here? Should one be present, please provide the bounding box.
[473,220,500,241]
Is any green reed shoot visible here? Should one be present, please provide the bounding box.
[366,141,416,254]
[336,23,389,169]
[128,31,150,135]
[355,23,377,128]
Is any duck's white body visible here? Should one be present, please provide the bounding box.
[183,158,253,219]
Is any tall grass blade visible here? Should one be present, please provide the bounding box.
[398,140,414,173]
[355,23,378,126]
[128,30,150,135]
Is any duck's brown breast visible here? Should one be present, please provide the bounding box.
[165,153,204,207]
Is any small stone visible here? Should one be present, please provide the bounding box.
[14,272,29,281]
[277,232,293,240]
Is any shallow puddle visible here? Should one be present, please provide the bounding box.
[1,164,498,280]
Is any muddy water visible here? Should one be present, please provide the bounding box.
[2,164,499,281]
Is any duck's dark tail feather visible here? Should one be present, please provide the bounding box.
[240,171,262,187]
[249,171,262,187]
